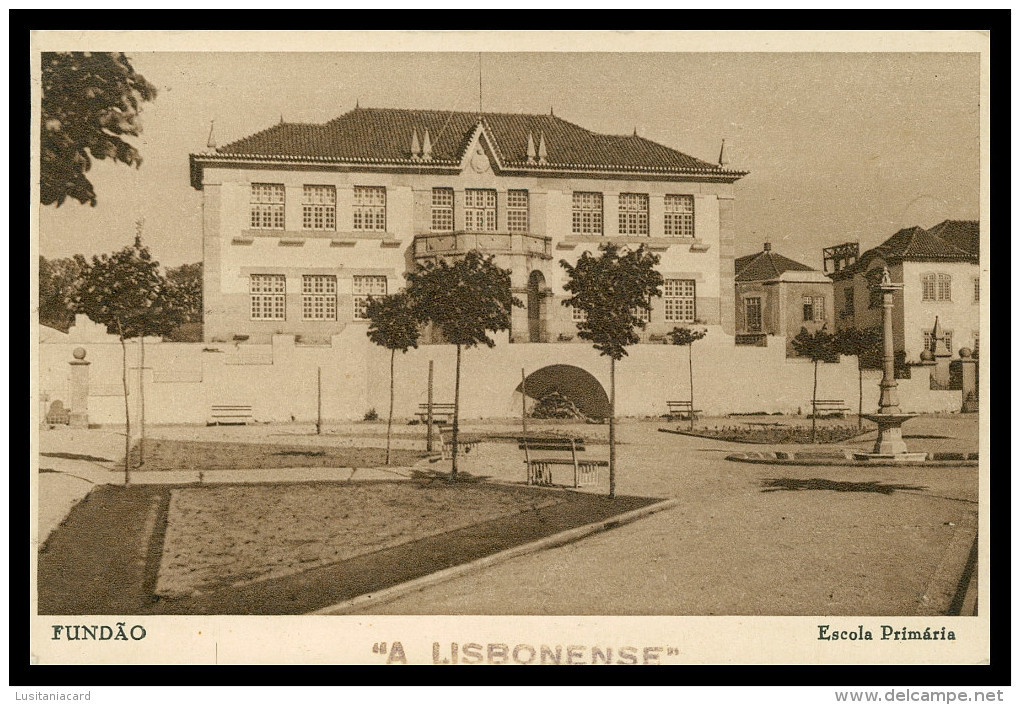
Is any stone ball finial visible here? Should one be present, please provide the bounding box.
[959,347,972,359]
[72,347,86,360]
[919,350,934,362]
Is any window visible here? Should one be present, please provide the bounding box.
[250,183,285,230]
[922,273,952,301]
[630,304,650,323]
[744,297,762,332]
[301,185,336,231]
[250,274,286,320]
[301,275,337,321]
[431,188,454,232]
[352,275,387,320]
[571,192,603,235]
[618,193,649,236]
[664,194,695,238]
[353,186,386,232]
[973,277,979,303]
[465,189,497,232]
[803,296,825,322]
[843,287,855,317]
[571,306,587,323]
[664,279,696,322]
[924,330,953,354]
[507,190,529,233]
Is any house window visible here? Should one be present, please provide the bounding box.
[571,192,603,235]
[843,287,854,317]
[744,297,762,332]
[302,275,337,321]
[803,296,825,322]
[973,277,979,303]
[353,186,386,232]
[571,306,587,323]
[924,330,953,354]
[431,188,454,232]
[507,190,529,233]
[352,275,387,320]
[630,304,650,323]
[465,189,497,232]
[973,332,979,356]
[664,279,696,322]
[922,273,952,301]
[664,194,695,238]
[618,193,649,236]
[250,183,285,230]
[250,274,286,320]
[301,185,336,231]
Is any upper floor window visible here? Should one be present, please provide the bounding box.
[465,189,497,232]
[571,192,603,235]
[630,304,651,323]
[571,306,587,323]
[302,185,336,231]
[922,273,952,301]
[250,274,286,320]
[353,186,386,232]
[973,277,979,303]
[507,189,529,233]
[352,275,388,320]
[803,296,825,322]
[664,194,695,238]
[302,275,337,321]
[250,183,285,230]
[664,279,696,322]
[842,287,855,317]
[431,188,454,232]
[618,193,649,236]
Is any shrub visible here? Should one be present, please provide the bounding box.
[363,408,379,422]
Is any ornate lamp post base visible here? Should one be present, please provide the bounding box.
[854,412,927,462]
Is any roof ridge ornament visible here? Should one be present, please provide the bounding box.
[206,120,216,150]
[421,128,432,162]
[537,132,547,165]
[410,128,421,161]
[718,138,729,167]
[526,132,536,164]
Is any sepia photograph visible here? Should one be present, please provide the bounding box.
[29,29,991,670]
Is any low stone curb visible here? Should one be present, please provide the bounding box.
[725,452,978,468]
[309,496,681,615]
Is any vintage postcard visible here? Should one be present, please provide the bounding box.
[30,29,991,671]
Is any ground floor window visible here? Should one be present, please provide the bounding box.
[302,275,337,320]
[352,275,388,319]
[664,279,696,322]
[744,297,762,332]
[924,330,953,354]
[250,274,286,320]
[803,295,825,322]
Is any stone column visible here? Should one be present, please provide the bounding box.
[68,347,90,429]
[960,348,979,413]
[876,278,903,414]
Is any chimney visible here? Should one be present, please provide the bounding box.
[763,242,771,252]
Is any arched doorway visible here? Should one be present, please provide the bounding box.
[513,364,611,420]
[527,270,548,343]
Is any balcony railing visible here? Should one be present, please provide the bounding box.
[413,231,552,259]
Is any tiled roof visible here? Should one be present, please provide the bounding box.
[735,248,817,282]
[924,220,979,257]
[828,220,979,280]
[203,107,746,177]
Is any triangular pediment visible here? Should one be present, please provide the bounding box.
[459,122,504,175]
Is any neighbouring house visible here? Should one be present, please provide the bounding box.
[825,220,980,362]
[189,107,747,345]
[733,242,834,355]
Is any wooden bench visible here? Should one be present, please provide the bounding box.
[439,426,480,461]
[666,400,702,421]
[416,403,456,426]
[208,404,255,426]
[809,399,851,419]
[518,435,607,488]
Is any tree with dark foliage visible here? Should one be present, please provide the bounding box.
[791,326,837,443]
[833,326,883,429]
[41,52,157,207]
[38,254,88,332]
[365,292,420,465]
[667,326,708,431]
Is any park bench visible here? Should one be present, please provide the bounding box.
[518,435,607,488]
[438,426,480,461]
[416,402,456,426]
[809,399,851,419]
[665,400,702,421]
[208,404,255,426]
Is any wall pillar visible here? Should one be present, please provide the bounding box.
[68,347,91,429]
[717,195,736,335]
[959,348,978,413]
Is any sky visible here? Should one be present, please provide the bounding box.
[36,46,982,271]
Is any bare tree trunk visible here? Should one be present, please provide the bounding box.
[858,359,864,430]
[138,335,145,467]
[451,344,461,479]
[811,359,819,444]
[385,349,395,465]
[117,323,130,486]
[688,344,695,432]
[609,357,616,499]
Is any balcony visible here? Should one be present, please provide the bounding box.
[413,231,552,260]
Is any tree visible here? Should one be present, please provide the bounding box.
[365,292,420,465]
[41,52,157,207]
[667,326,708,431]
[791,326,837,444]
[561,243,663,498]
[39,254,88,332]
[162,262,204,342]
[833,326,883,429]
[404,251,521,479]
[75,235,174,483]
